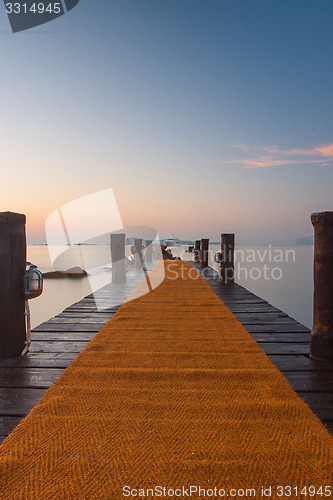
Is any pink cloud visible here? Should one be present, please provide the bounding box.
[316,144,333,157]
[215,143,333,169]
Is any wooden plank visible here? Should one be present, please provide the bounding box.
[59,311,119,318]
[227,304,284,313]
[310,408,333,423]
[43,315,114,324]
[0,388,46,415]
[33,323,103,332]
[245,324,309,333]
[283,371,333,392]
[297,393,333,421]
[234,314,296,324]
[63,306,116,313]
[0,416,23,433]
[0,355,74,369]
[21,352,79,360]
[237,304,283,312]
[0,368,64,389]
[213,293,254,298]
[31,332,97,342]
[29,341,89,353]
[222,292,264,298]
[219,298,269,304]
[270,355,333,372]
[251,333,310,343]
[0,416,23,444]
[257,343,310,355]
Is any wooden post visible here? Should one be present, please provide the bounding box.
[134,238,143,268]
[110,233,127,283]
[310,212,333,361]
[200,239,209,268]
[221,233,235,284]
[0,212,26,358]
[194,240,201,262]
[145,240,153,263]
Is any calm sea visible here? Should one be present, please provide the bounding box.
[27,244,314,329]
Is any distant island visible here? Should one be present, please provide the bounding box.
[297,235,314,245]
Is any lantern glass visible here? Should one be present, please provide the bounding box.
[25,269,43,299]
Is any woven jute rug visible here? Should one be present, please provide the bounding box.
[0,261,332,499]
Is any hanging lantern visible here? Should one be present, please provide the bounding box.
[214,251,223,263]
[25,267,43,300]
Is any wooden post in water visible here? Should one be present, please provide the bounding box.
[221,233,235,284]
[0,212,26,358]
[110,233,127,283]
[145,240,153,263]
[134,238,143,268]
[200,239,209,268]
[194,240,201,262]
[310,212,333,361]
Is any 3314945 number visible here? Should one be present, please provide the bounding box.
[5,3,62,14]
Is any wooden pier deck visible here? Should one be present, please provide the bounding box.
[1,259,332,499]
[0,260,332,445]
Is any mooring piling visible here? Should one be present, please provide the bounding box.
[310,211,333,362]
[110,233,127,283]
[134,239,143,268]
[194,240,200,262]
[200,239,209,268]
[145,240,153,263]
[220,233,235,284]
[0,212,27,358]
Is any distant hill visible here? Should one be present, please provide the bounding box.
[297,235,314,245]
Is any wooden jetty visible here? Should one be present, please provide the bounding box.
[0,260,332,445]
[1,259,332,499]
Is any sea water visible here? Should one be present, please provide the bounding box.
[209,244,313,328]
[27,244,314,329]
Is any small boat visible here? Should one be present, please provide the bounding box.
[164,235,181,247]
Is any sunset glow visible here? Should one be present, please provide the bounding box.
[0,1,332,245]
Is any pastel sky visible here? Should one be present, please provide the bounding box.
[1,0,332,244]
